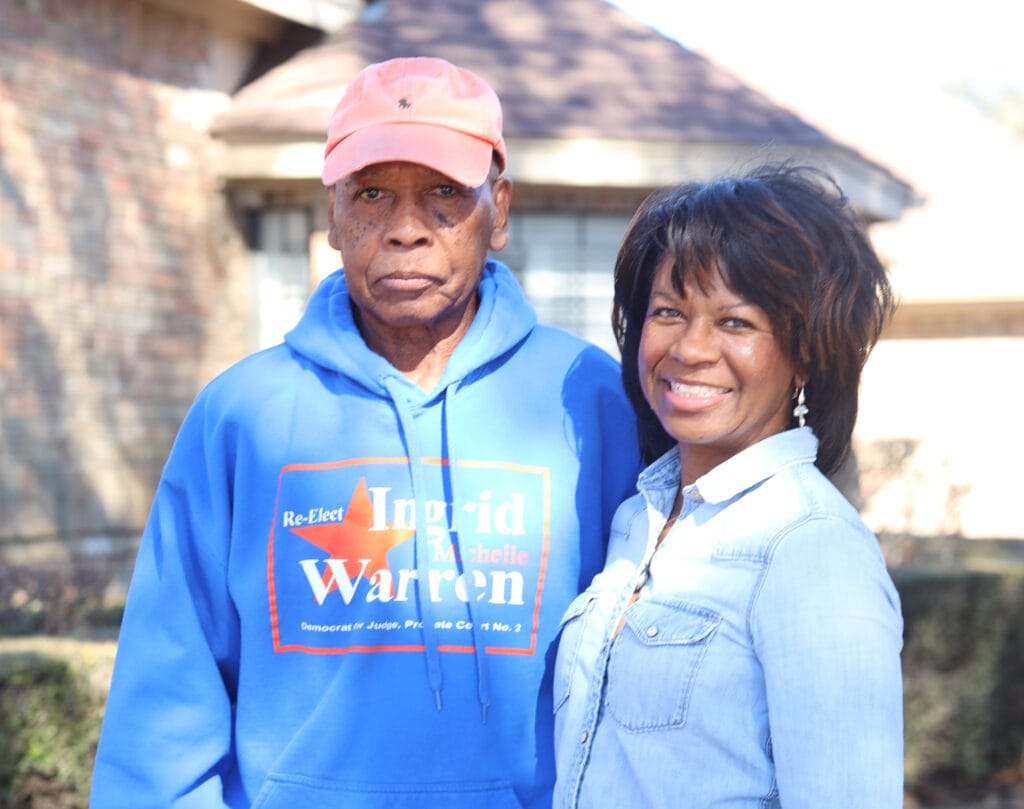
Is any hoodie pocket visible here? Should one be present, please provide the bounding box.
[605,598,720,732]
[552,589,600,714]
[252,775,525,809]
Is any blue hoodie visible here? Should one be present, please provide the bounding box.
[91,261,640,809]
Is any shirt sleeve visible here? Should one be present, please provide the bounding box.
[90,394,242,808]
[751,514,904,808]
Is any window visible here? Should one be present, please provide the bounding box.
[249,208,315,349]
[503,211,629,358]
[246,206,630,359]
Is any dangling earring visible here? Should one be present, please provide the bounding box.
[792,385,808,428]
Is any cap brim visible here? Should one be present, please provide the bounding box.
[322,123,495,187]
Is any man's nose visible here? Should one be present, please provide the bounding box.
[385,197,432,247]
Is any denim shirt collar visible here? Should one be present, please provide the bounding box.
[637,427,819,508]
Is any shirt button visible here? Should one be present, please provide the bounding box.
[646,625,659,638]
[580,731,589,744]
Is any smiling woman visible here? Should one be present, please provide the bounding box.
[553,163,904,809]
[638,260,799,485]
[613,163,894,476]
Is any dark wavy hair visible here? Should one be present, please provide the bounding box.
[612,163,896,477]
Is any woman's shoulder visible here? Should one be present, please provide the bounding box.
[760,460,866,528]
[716,461,881,567]
[750,463,889,576]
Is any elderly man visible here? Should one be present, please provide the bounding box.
[91,57,639,808]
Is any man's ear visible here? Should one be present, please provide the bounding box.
[326,185,340,250]
[489,176,513,252]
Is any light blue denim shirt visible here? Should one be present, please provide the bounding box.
[553,428,904,809]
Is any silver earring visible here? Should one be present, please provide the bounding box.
[793,386,808,428]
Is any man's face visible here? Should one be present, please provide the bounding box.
[328,161,511,349]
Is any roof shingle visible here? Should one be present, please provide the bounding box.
[212,0,830,148]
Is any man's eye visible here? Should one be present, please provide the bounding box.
[359,187,382,200]
[435,184,458,197]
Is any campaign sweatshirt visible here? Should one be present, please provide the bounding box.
[91,260,640,809]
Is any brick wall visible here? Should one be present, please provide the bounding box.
[0,0,253,550]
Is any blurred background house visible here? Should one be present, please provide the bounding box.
[0,0,1019,579]
[622,0,1024,559]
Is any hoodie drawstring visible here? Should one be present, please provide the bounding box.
[383,377,445,709]
[443,385,492,724]
[382,378,491,721]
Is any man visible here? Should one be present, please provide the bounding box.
[91,57,639,808]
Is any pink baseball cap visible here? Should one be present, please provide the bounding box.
[322,57,506,188]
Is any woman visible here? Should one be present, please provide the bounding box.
[553,164,903,808]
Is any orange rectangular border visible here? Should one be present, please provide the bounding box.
[268,457,551,656]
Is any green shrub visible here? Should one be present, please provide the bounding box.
[0,560,125,638]
[899,569,1024,801]
[0,646,110,809]
[2,568,1024,806]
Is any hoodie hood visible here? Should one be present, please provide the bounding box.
[285,259,536,398]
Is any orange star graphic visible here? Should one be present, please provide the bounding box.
[288,477,415,595]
